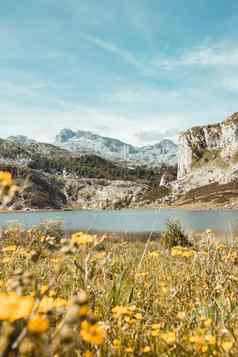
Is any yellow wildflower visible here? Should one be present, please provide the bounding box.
[40,285,49,295]
[141,346,151,353]
[0,293,34,321]
[112,339,121,350]
[190,335,203,344]
[124,347,133,353]
[112,305,134,318]
[2,245,17,252]
[171,246,195,258]
[151,329,160,337]
[151,323,161,330]
[221,339,233,352]
[54,298,68,309]
[49,289,57,297]
[201,345,208,353]
[28,315,49,334]
[71,232,95,246]
[160,331,176,345]
[38,296,55,313]
[80,320,106,345]
[204,318,212,328]
[134,312,143,320]
[135,272,149,279]
[0,171,13,187]
[83,352,94,357]
[79,305,90,317]
[205,335,216,345]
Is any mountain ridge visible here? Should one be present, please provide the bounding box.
[54,128,177,168]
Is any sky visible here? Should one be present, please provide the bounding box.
[1,0,238,145]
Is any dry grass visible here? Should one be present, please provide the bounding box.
[0,223,237,356]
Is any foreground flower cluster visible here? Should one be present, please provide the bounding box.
[0,222,237,356]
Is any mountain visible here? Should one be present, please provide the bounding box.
[55,129,177,167]
[0,135,177,210]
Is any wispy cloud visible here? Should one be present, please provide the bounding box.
[80,33,140,67]
[135,128,179,144]
[152,44,238,70]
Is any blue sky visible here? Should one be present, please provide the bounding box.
[1,0,238,145]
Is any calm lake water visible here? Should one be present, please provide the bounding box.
[0,209,237,234]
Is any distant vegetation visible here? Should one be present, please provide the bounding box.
[28,154,177,183]
[192,149,228,170]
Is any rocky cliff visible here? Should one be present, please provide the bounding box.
[178,112,238,178]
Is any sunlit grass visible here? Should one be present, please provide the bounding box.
[0,222,237,356]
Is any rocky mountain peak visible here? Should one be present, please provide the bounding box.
[54,129,177,168]
[7,135,37,145]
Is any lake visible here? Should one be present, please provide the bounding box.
[0,209,237,235]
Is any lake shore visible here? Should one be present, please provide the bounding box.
[0,208,237,238]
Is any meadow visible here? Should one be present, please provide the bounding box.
[0,221,237,356]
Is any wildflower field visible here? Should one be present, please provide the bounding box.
[0,222,237,356]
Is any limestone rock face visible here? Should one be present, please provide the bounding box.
[63,178,149,209]
[178,113,238,178]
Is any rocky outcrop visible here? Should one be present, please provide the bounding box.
[178,112,238,178]
[63,178,149,209]
[4,168,67,210]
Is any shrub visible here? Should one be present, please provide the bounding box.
[161,219,192,248]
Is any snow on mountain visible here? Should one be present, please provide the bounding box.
[55,129,177,167]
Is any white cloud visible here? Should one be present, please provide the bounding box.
[134,128,179,144]
[0,98,186,145]
[152,44,238,70]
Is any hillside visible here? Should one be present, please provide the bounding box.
[0,136,176,210]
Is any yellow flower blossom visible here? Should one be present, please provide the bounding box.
[2,245,17,252]
[112,305,135,318]
[80,320,106,345]
[221,339,233,352]
[54,298,68,309]
[135,272,149,279]
[171,246,196,258]
[0,171,13,187]
[83,351,94,357]
[112,339,121,350]
[204,318,212,328]
[38,296,55,313]
[0,293,34,321]
[71,232,95,246]
[160,331,176,345]
[40,285,49,295]
[205,335,216,345]
[124,346,133,353]
[28,315,49,334]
